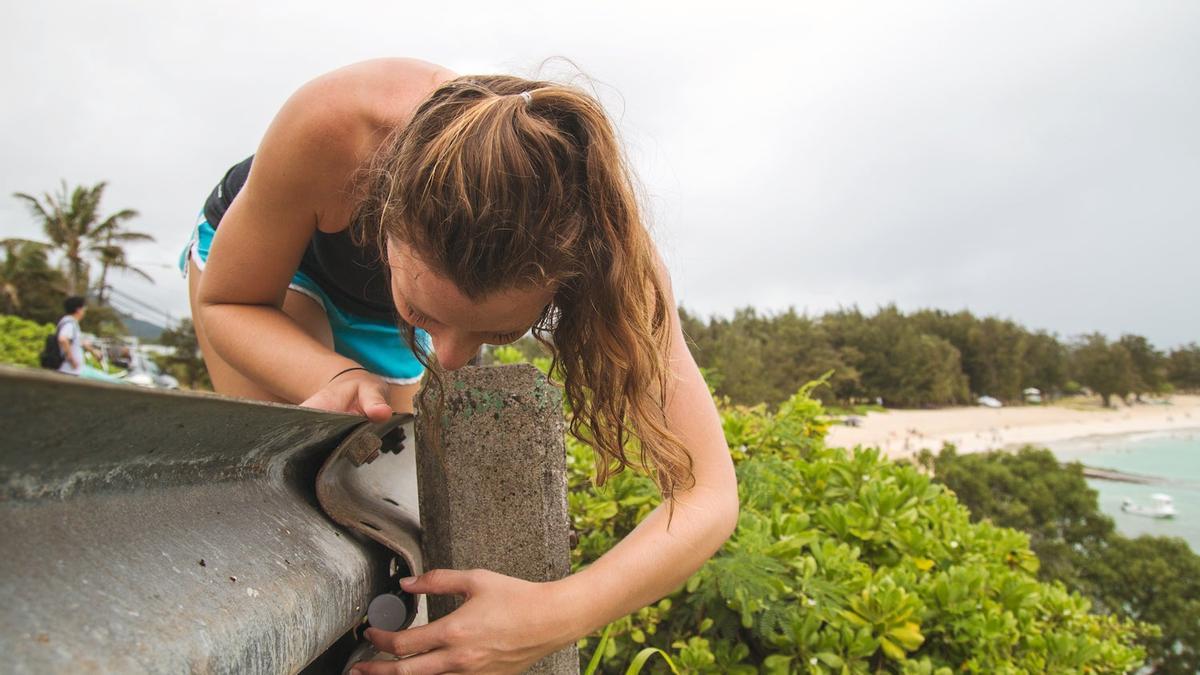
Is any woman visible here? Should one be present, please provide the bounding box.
[181,58,738,674]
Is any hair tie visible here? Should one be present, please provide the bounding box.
[519,91,533,105]
[328,366,369,383]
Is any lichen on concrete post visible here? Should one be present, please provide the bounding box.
[415,364,579,674]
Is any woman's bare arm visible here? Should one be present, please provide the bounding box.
[196,76,365,403]
[548,258,740,636]
[196,61,450,411]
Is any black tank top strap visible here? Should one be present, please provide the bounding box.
[201,156,396,322]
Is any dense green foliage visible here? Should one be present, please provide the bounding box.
[1167,344,1200,391]
[478,345,1151,673]
[823,309,970,407]
[920,446,1198,674]
[0,240,70,325]
[153,319,212,390]
[681,305,1195,409]
[563,384,1148,673]
[670,308,866,407]
[80,304,129,338]
[0,237,133,336]
[0,314,54,368]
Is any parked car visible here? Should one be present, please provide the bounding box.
[977,395,1003,408]
[124,352,179,389]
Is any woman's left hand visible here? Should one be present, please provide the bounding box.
[350,568,577,675]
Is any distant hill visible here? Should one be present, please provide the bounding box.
[118,312,165,342]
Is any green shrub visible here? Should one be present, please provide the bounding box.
[0,313,53,368]
[564,379,1150,673]
[921,445,1197,674]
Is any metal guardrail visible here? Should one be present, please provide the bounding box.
[0,366,421,674]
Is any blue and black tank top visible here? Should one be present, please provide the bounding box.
[202,156,395,322]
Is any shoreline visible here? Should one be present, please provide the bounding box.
[824,395,1200,460]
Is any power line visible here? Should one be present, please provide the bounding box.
[106,287,177,326]
[107,297,165,328]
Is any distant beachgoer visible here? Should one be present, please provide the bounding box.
[55,296,98,376]
[178,59,737,674]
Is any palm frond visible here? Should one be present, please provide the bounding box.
[108,263,155,284]
[0,237,52,251]
[107,231,155,243]
[11,192,53,225]
[92,208,141,236]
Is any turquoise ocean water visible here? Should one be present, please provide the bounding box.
[1046,428,1200,552]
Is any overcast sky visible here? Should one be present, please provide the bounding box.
[2,1,1197,348]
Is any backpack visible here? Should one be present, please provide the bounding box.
[39,319,68,370]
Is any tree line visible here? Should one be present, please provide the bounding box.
[680,306,1200,408]
[8,179,1197,409]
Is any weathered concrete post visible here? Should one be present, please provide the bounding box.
[415,364,579,674]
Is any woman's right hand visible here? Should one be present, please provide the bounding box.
[300,368,394,422]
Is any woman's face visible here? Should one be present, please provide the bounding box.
[386,239,555,370]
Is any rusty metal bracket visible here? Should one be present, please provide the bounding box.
[316,414,423,632]
[336,414,408,467]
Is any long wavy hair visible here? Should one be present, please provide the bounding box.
[358,74,694,504]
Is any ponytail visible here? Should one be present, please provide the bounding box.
[361,73,696,504]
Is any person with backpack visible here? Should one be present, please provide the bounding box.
[48,296,92,376]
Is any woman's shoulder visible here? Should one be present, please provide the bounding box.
[253,58,457,231]
[323,58,457,94]
[287,58,457,142]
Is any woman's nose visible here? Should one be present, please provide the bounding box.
[430,334,479,370]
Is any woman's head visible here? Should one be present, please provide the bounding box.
[363,73,694,502]
[385,241,554,370]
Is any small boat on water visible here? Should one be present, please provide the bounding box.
[1121,494,1177,519]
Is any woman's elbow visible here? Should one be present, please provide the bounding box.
[711,470,740,544]
[722,487,740,542]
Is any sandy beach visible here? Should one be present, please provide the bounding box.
[825,395,1200,459]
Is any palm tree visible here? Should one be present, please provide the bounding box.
[12,181,153,297]
[93,230,155,304]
